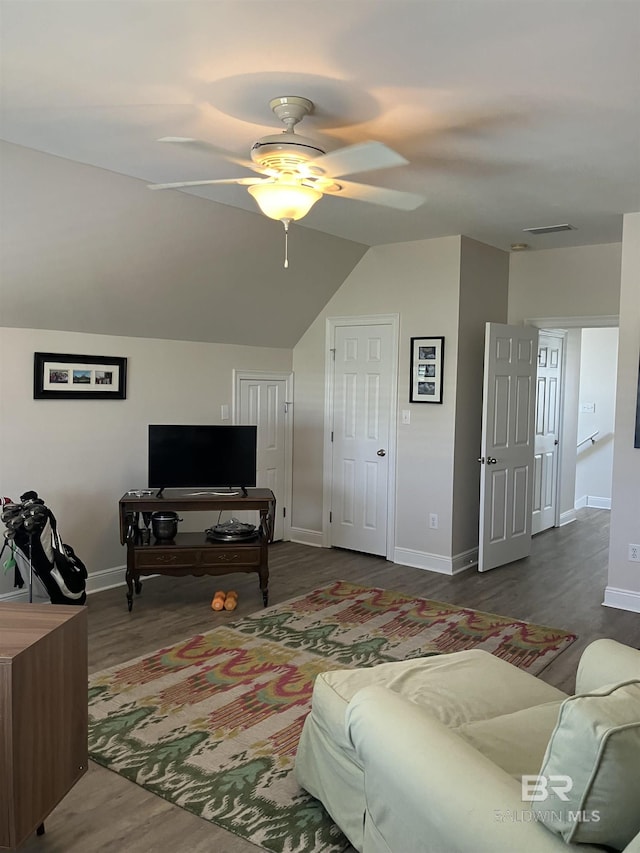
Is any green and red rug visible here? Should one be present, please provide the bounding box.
[88,580,576,852]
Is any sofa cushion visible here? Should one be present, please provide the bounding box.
[309,649,566,755]
[456,701,563,779]
[538,679,640,850]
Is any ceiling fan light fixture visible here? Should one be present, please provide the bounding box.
[247,181,322,222]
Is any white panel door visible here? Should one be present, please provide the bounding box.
[532,332,564,535]
[238,378,288,541]
[479,323,539,572]
[330,324,393,556]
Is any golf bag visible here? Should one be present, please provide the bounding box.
[1,491,87,605]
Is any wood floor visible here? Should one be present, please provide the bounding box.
[20,509,640,853]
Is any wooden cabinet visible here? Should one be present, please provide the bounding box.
[0,604,88,851]
[118,488,276,612]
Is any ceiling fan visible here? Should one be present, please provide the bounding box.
[148,96,425,267]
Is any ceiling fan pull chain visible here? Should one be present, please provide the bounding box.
[282,218,290,269]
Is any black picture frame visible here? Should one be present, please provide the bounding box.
[410,336,444,403]
[34,352,127,400]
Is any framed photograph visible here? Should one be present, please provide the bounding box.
[34,352,127,400]
[410,336,444,403]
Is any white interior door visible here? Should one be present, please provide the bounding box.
[532,332,564,535]
[479,323,539,572]
[237,376,290,541]
[330,323,394,556]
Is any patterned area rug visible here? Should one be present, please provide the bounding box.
[88,581,576,852]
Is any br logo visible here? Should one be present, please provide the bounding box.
[521,775,573,802]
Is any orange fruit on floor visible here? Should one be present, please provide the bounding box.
[224,591,238,611]
[211,591,226,611]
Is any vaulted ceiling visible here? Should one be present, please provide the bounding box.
[1,1,638,346]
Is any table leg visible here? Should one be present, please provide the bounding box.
[259,566,269,607]
[125,547,135,612]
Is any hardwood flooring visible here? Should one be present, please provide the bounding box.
[20,509,640,853]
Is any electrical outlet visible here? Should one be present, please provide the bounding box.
[429,513,438,529]
[629,544,640,562]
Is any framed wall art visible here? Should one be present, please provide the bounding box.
[34,352,127,400]
[410,336,444,404]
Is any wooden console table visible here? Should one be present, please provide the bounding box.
[0,604,88,851]
[118,488,276,612]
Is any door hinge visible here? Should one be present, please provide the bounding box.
[331,431,334,442]
[283,507,286,518]
[329,511,332,523]
[329,348,336,360]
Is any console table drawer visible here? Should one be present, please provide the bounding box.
[136,550,197,569]
[200,547,261,567]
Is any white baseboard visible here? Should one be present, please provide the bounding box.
[393,547,473,576]
[0,563,128,603]
[289,527,324,548]
[575,496,611,510]
[0,587,47,603]
[559,509,577,526]
[603,586,640,613]
[587,496,611,509]
[452,547,478,573]
[86,564,127,594]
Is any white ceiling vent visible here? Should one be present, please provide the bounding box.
[522,223,577,235]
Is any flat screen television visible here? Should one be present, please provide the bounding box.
[148,424,257,493]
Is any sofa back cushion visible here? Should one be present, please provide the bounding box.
[537,679,640,850]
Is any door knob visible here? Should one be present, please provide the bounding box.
[487,457,497,465]
[377,449,386,457]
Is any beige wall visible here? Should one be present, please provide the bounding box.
[452,237,509,556]
[291,235,510,569]
[508,243,621,323]
[606,213,640,610]
[0,327,291,595]
[292,236,462,559]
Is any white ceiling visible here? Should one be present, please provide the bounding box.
[2,0,639,252]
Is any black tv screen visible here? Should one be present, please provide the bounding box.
[148,425,257,489]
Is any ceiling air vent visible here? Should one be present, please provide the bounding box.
[522,224,576,235]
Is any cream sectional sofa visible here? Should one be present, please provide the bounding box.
[295,639,640,853]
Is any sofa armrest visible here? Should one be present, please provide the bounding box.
[576,639,640,694]
[346,686,600,853]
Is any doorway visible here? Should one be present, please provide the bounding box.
[526,315,619,533]
[234,370,293,542]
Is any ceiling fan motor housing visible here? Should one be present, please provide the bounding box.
[250,132,326,172]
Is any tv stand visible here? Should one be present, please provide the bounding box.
[118,488,275,612]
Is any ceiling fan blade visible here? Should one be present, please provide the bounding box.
[148,177,264,190]
[157,137,265,173]
[306,141,408,178]
[327,179,425,211]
